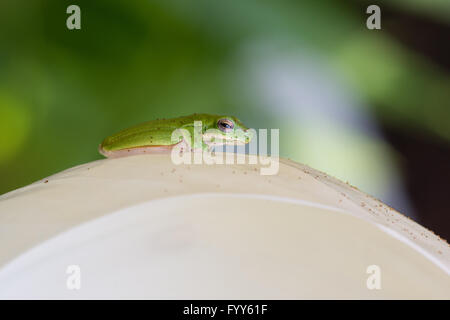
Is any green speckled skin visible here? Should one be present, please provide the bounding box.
[100,113,251,154]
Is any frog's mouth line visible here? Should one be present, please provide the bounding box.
[202,131,251,145]
[204,140,248,147]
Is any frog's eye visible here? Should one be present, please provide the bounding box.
[217,118,234,132]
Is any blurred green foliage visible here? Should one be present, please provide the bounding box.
[0,0,448,195]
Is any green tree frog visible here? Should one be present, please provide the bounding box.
[99,113,252,158]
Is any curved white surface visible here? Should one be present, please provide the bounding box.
[0,154,448,299]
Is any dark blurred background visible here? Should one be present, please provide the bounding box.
[0,1,449,238]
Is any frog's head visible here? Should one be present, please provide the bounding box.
[203,115,253,146]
